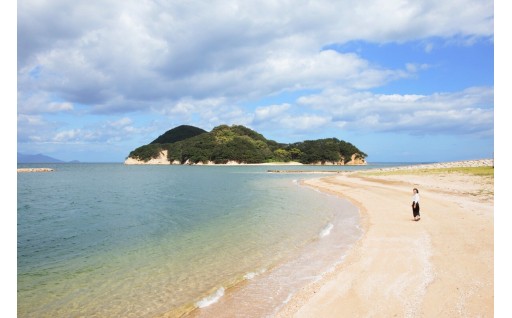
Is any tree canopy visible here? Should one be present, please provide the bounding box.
[128,124,367,164]
[150,125,207,144]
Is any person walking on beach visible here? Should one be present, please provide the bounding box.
[412,188,420,221]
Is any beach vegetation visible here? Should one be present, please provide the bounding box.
[417,166,494,177]
[362,166,494,177]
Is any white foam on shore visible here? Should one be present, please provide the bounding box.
[319,223,334,238]
[271,292,295,316]
[189,183,362,317]
[195,287,225,308]
[244,268,267,280]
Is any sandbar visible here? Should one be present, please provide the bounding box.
[276,160,494,317]
[17,168,54,173]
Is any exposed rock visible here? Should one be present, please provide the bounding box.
[309,153,367,166]
[124,150,170,165]
[348,154,367,165]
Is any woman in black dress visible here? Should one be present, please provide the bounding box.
[412,188,420,221]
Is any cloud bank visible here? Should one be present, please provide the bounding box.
[17,0,494,160]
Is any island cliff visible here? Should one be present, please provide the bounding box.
[125,124,367,165]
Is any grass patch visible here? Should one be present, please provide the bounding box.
[360,166,494,177]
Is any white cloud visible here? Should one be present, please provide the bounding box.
[17,0,493,116]
[53,129,82,142]
[17,114,59,142]
[18,92,75,114]
[296,86,493,135]
[48,102,74,112]
[17,114,153,146]
[254,104,291,122]
[17,114,45,126]
[405,63,430,72]
[280,114,331,131]
[16,0,494,160]
[108,117,133,127]
[424,42,434,53]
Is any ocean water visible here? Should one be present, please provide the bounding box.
[17,163,403,317]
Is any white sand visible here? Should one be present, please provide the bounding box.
[275,160,494,317]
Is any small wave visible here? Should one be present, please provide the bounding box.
[283,293,293,304]
[271,292,295,316]
[244,268,266,280]
[319,223,334,238]
[195,287,225,308]
[244,272,257,280]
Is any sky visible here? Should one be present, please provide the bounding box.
[15,0,496,163]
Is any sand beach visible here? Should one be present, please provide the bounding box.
[275,159,494,317]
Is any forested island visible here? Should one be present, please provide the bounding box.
[125,124,367,165]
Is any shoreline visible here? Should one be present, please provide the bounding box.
[124,151,367,166]
[17,168,54,173]
[184,179,363,318]
[184,159,493,317]
[275,159,493,317]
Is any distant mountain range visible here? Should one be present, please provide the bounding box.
[17,153,80,163]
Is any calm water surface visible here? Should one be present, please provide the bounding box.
[17,163,407,317]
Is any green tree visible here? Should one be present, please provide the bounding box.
[273,148,291,162]
[127,124,367,165]
[128,144,164,162]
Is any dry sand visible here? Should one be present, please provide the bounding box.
[275,160,494,317]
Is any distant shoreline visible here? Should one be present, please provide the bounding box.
[360,158,493,172]
[124,149,367,166]
[267,158,493,174]
[17,168,54,173]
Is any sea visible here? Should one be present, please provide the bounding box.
[17,162,410,317]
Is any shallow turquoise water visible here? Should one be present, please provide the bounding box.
[17,163,395,317]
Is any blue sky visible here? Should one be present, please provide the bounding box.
[15,0,495,163]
